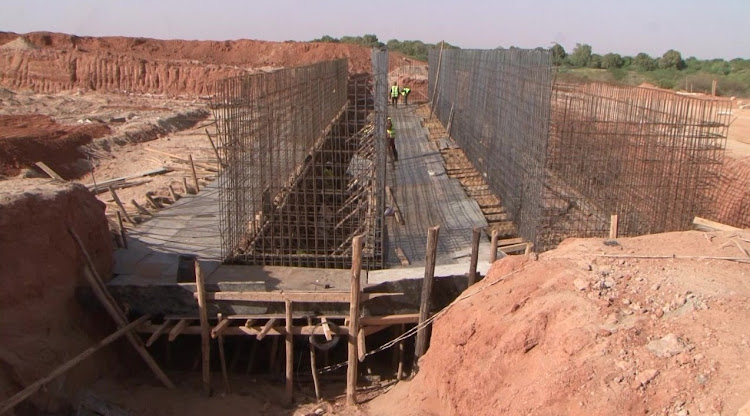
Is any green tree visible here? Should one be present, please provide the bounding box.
[567,43,592,67]
[633,53,657,71]
[601,53,624,69]
[588,54,603,69]
[551,43,566,66]
[314,35,339,43]
[659,49,685,70]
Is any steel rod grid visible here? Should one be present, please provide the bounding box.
[213,59,386,268]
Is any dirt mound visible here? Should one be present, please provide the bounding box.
[0,114,111,178]
[0,36,37,51]
[0,31,419,96]
[712,156,750,228]
[369,231,750,415]
[0,179,116,414]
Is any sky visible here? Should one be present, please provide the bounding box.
[1,0,748,60]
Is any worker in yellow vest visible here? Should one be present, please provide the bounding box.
[390,82,400,107]
[401,86,411,105]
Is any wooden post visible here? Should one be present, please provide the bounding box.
[415,225,440,362]
[189,154,200,194]
[347,235,365,406]
[285,299,294,404]
[168,184,179,202]
[429,41,445,119]
[609,214,618,239]
[131,199,151,217]
[524,242,534,256]
[217,313,231,394]
[145,192,162,209]
[35,161,64,181]
[194,259,211,397]
[67,228,174,389]
[468,227,481,286]
[307,317,321,401]
[183,177,191,195]
[712,79,717,96]
[489,229,499,263]
[115,211,127,249]
[357,329,366,362]
[0,316,149,415]
[109,187,133,224]
[205,129,223,168]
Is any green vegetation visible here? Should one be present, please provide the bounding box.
[311,34,457,62]
[553,43,750,97]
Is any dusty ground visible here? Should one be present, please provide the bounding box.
[368,231,750,415]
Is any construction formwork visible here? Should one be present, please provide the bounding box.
[429,49,731,252]
[213,57,388,268]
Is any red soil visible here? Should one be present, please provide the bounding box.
[369,231,750,415]
[0,114,111,178]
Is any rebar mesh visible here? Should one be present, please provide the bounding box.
[429,49,732,252]
[213,59,386,268]
[428,48,555,246]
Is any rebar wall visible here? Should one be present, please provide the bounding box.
[429,49,731,251]
[213,59,386,268]
[428,48,555,246]
[544,83,730,249]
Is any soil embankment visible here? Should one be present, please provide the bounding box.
[369,231,750,415]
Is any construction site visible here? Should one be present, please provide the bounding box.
[0,31,749,416]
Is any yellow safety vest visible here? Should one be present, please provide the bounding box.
[391,85,399,97]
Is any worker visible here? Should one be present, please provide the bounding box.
[401,86,411,106]
[390,82,400,106]
[386,116,398,161]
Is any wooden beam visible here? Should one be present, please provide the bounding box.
[499,243,529,254]
[196,291,402,303]
[307,316,321,401]
[285,300,294,404]
[498,237,524,246]
[468,227,481,286]
[693,216,742,232]
[416,226,440,362]
[256,318,278,341]
[34,161,64,181]
[85,167,169,190]
[205,129,223,167]
[217,313,231,394]
[115,211,127,249]
[145,192,163,209]
[0,316,149,415]
[109,187,133,224]
[386,186,404,225]
[130,199,151,217]
[347,235,364,406]
[395,247,410,266]
[168,319,190,342]
[211,318,231,339]
[146,320,173,347]
[195,260,211,396]
[360,314,420,326]
[321,317,333,341]
[67,228,174,389]
[168,184,179,202]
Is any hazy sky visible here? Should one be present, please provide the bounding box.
[1,0,748,59]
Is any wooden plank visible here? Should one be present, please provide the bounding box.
[357,328,366,362]
[197,291,401,303]
[85,167,168,190]
[693,216,742,232]
[91,178,153,195]
[205,129,223,167]
[321,317,333,341]
[347,235,364,406]
[416,226,440,361]
[189,154,200,194]
[195,260,211,396]
[34,161,64,181]
[67,228,174,389]
[386,186,404,225]
[145,192,163,209]
[499,243,528,254]
[285,300,294,403]
[360,314,420,326]
[256,318,278,341]
[168,184,179,202]
[108,187,133,224]
[498,237,524,247]
[468,227,481,286]
[141,323,350,337]
[130,199,152,217]
[0,316,149,415]
[168,319,190,342]
[145,320,173,347]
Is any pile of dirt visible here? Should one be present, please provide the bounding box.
[0,31,418,96]
[369,231,750,415]
[0,36,37,51]
[0,179,117,414]
[0,114,111,178]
